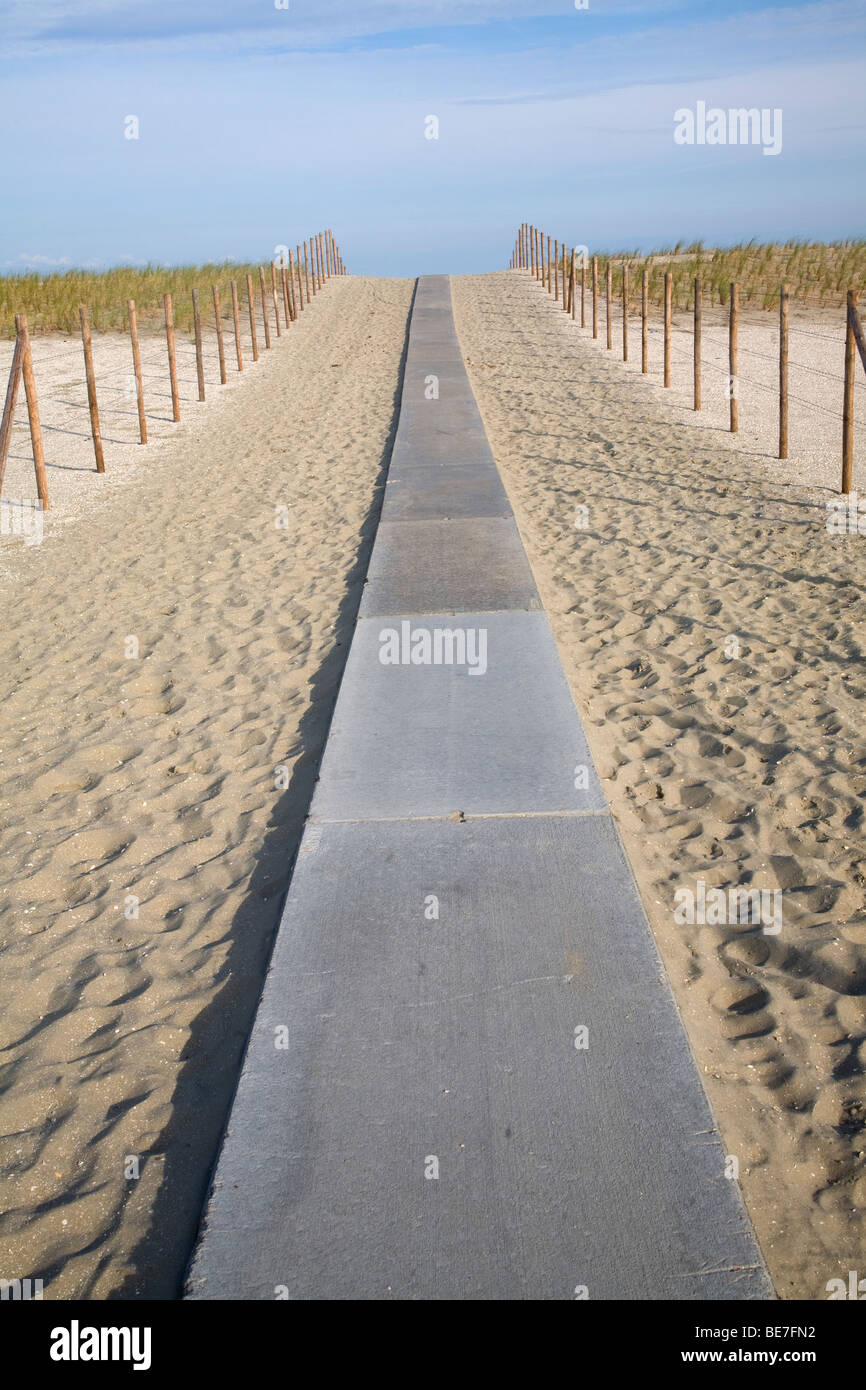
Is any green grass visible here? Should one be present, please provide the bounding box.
[6,239,864,338]
[590,239,866,314]
[0,260,316,338]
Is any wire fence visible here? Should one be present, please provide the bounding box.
[510,223,865,494]
[0,230,346,512]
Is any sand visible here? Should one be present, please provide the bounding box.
[0,275,414,1298]
[452,271,866,1300]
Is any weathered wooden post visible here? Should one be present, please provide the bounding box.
[694,277,701,410]
[14,314,50,508]
[230,280,243,371]
[779,283,789,458]
[128,298,147,443]
[192,288,206,400]
[729,281,739,431]
[164,293,181,420]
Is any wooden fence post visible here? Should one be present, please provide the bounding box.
[729,282,739,432]
[592,256,598,339]
[664,271,672,387]
[127,298,147,443]
[304,242,312,301]
[213,286,227,384]
[246,273,259,362]
[192,288,206,400]
[231,280,244,371]
[842,289,858,493]
[164,293,181,421]
[296,247,306,312]
[606,260,612,349]
[581,257,586,328]
[14,315,49,509]
[0,332,24,496]
[779,283,789,459]
[287,252,297,320]
[270,263,282,336]
[281,258,292,326]
[622,264,628,362]
[259,267,272,348]
[571,251,577,321]
[554,240,559,300]
[547,236,552,293]
[694,277,701,410]
[641,268,648,374]
[79,306,105,471]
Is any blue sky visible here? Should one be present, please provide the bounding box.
[1,0,864,276]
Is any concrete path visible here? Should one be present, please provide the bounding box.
[186,278,772,1301]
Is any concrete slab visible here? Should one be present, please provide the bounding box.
[411,276,453,310]
[379,467,511,522]
[309,610,604,819]
[407,315,460,342]
[389,409,495,471]
[186,814,773,1301]
[400,362,477,409]
[360,518,540,617]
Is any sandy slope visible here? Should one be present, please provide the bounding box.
[0,275,414,1298]
[453,271,866,1301]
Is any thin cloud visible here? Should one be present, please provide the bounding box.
[4,252,73,268]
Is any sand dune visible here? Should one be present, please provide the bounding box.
[0,276,413,1298]
[453,271,866,1301]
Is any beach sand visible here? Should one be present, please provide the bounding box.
[453,270,866,1300]
[0,275,414,1297]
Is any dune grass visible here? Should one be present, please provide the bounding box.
[594,239,866,314]
[2,239,863,338]
[0,260,316,338]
